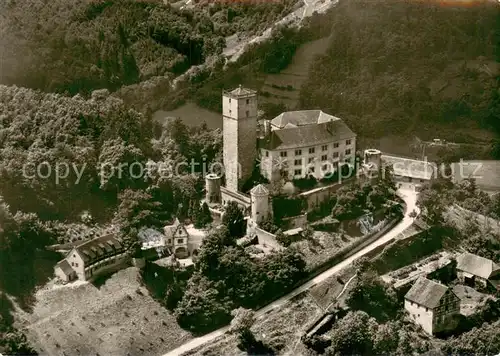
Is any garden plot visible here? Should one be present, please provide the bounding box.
[16,268,192,356]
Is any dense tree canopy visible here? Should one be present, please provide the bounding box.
[1,0,298,96]
[299,0,500,143]
[222,201,246,238]
[323,311,431,356]
[174,227,307,332]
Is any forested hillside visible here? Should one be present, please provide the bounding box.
[0,0,297,95]
[0,85,223,344]
[299,0,500,143]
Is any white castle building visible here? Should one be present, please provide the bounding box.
[221,85,357,190]
[259,110,357,181]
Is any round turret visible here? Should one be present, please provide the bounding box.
[205,173,221,205]
[250,184,270,224]
[364,149,382,170]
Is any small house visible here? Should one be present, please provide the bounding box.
[164,218,190,258]
[456,252,500,290]
[404,277,460,335]
[54,260,77,282]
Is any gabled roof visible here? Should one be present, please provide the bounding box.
[250,184,269,196]
[260,113,355,151]
[164,219,189,239]
[72,234,124,263]
[56,260,75,276]
[405,277,449,309]
[457,252,500,279]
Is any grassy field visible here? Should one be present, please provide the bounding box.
[153,102,222,129]
[260,36,331,109]
[15,268,192,356]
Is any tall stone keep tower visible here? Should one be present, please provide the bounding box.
[222,85,258,192]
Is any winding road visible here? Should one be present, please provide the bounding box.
[163,183,419,356]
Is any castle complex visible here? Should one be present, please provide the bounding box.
[207,85,359,222]
[221,85,357,191]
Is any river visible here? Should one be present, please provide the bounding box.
[153,102,222,130]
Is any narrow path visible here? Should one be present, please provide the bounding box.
[324,273,357,313]
[162,185,419,356]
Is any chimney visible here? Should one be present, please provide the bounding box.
[326,120,334,134]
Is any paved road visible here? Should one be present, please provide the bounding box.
[163,184,419,356]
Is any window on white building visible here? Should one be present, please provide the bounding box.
[334,142,339,148]
[345,149,351,155]
[321,155,328,161]
[346,139,352,145]
[309,167,315,173]
[322,145,328,151]
[308,157,314,163]
[333,152,339,158]
[177,239,183,244]
[265,151,269,157]
[294,159,301,166]
[246,99,249,104]
[280,151,287,157]
[295,149,302,156]
[309,147,315,154]
[294,169,302,176]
